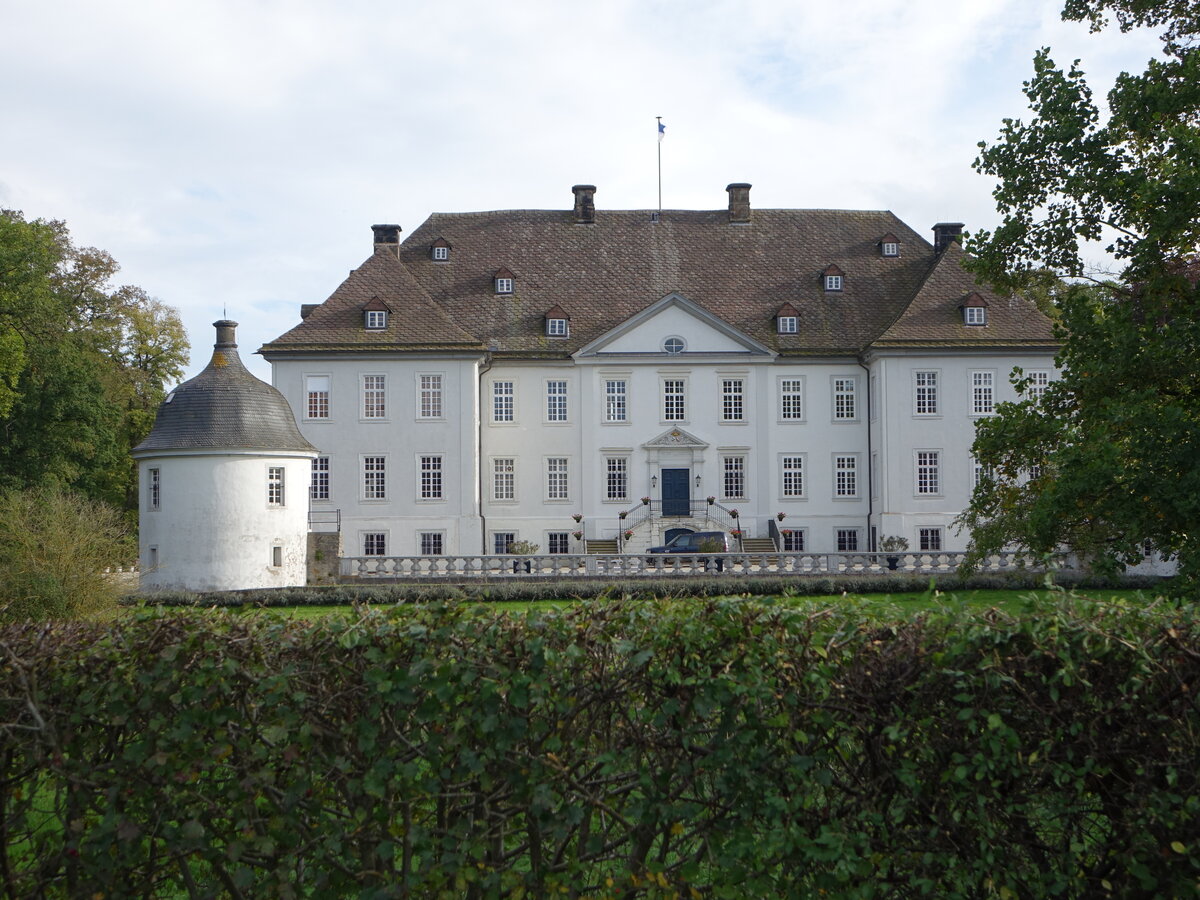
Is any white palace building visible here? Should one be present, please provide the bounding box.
[249,183,1058,565]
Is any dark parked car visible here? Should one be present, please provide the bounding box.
[646,531,732,554]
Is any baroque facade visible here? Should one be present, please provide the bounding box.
[259,184,1058,559]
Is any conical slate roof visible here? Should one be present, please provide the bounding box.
[133,320,316,455]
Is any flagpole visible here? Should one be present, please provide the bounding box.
[656,116,663,212]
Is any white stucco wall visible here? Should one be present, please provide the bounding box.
[137,451,314,592]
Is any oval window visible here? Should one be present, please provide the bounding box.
[663,336,685,355]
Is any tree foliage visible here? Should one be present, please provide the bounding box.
[0,210,188,516]
[961,0,1200,585]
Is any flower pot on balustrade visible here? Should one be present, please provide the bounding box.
[507,540,538,574]
[879,536,909,571]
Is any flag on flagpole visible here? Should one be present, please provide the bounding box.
[658,118,665,142]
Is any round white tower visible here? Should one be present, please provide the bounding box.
[132,320,318,592]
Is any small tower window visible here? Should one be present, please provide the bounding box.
[960,292,989,326]
[822,265,845,292]
[430,238,451,261]
[494,267,515,294]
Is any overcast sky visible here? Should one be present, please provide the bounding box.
[2,0,1161,383]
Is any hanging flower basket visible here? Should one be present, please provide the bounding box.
[730,509,739,519]
[618,511,627,520]
[776,512,787,521]
[706,496,715,505]
[572,530,583,541]
[641,496,651,505]
[624,530,634,540]
[572,513,583,523]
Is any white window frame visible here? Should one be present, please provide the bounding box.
[362,374,386,420]
[492,380,515,424]
[882,241,899,257]
[605,456,629,502]
[365,310,387,330]
[546,532,571,555]
[915,450,941,496]
[782,529,806,552]
[662,377,687,423]
[545,379,568,423]
[914,370,939,416]
[495,277,514,294]
[419,532,444,556]
[964,306,987,326]
[492,457,515,502]
[417,373,444,420]
[663,336,686,355]
[305,374,331,420]
[970,370,995,416]
[418,454,443,501]
[720,378,745,422]
[832,376,858,422]
[777,315,798,334]
[1025,369,1051,401]
[310,456,330,501]
[363,532,387,556]
[825,274,843,291]
[546,457,569,502]
[147,467,160,511]
[721,455,746,501]
[779,377,805,422]
[432,245,449,261]
[780,454,805,499]
[835,528,861,552]
[267,466,285,507]
[362,455,387,501]
[270,545,283,568]
[604,378,628,423]
[834,454,859,499]
[492,532,517,555]
[971,456,994,491]
[546,318,568,337]
[919,527,943,552]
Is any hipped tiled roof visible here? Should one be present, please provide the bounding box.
[260,205,1055,358]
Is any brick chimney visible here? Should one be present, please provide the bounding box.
[932,222,964,254]
[572,185,596,224]
[371,224,402,257]
[726,183,752,223]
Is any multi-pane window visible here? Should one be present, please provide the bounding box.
[835,455,858,497]
[148,468,160,511]
[606,457,628,501]
[914,371,938,415]
[493,381,514,422]
[546,380,568,422]
[418,374,443,419]
[833,377,857,420]
[780,379,804,420]
[547,318,568,336]
[363,456,386,500]
[836,528,859,552]
[363,375,386,419]
[663,379,685,421]
[722,456,746,500]
[1026,370,1050,401]
[420,532,444,555]
[546,457,569,500]
[721,379,744,422]
[971,371,995,415]
[310,456,330,501]
[267,467,285,507]
[781,455,804,498]
[964,306,987,325]
[493,458,515,501]
[547,532,570,554]
[604,379,627,422]
[782,529,806,551]
[419,455,443,500]
[919,527,943,551]
[432,245,449,261]
[778,316,797,334]
[306,375,330,419]
[825,274,843,291]
[493,532,516,554]
[882,241,899,257]
[495,277,514,294]
[363,533,386,556]
[916,451,941,495]
[365,310,387,329]
[971,457,993,490]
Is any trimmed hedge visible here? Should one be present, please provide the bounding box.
[127,570,1170,607]
[2,596,1198,897]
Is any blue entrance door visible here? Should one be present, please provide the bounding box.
[661,468,690,516]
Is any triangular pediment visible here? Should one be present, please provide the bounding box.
[575,293,774,358]
[643,427,708,449]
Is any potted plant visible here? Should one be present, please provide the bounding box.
[706,495,715,505]
[697,535,728,572]
[618,510,627,520]
[641,496,651,505]
[572,530,583,542]
[571,513,583,523]
[776,512,787,521]
[624,529,634,541]
[507,539,539,574]
[879,535,909,570]
[729,508,739,519]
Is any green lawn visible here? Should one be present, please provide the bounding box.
[223,587,1157,621]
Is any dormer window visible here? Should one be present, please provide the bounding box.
[494,267,515,294]
[822,265,845,292]
[544,304,570,337]
[776,302,800,334]
[430,238,451,261]
[879,233,901,257]
[362,297,391,330]
[960,292,989,326]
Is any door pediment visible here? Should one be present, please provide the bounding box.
[644,428,708,449]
